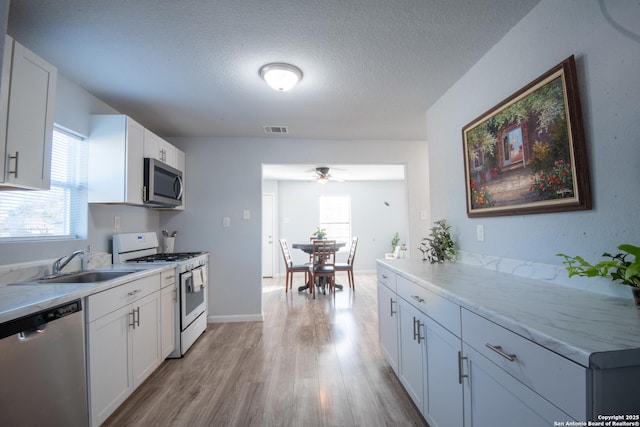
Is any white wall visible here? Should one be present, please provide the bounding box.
[427,0,640,265]
[161,137,429,321]
[276,179,408,271]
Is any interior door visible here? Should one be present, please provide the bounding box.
[262,193,275,277]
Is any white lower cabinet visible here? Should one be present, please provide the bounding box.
[462,343,570,426]
[160,271,176,359]
[377,281,399,374]
[87,274,161,426]
[397,298,427,412]
[424,317,463,427]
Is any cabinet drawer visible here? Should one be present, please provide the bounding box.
[377,265,397,292]
[397,275,460,337]
[87,274,160,322]
[461,308,586,420]
[160,270,176,289]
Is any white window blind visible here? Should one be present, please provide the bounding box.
[319,195,351,245]
[0,128,87,240]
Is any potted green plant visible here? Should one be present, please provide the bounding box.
[391,232,400,252]
[557,244,640,307]
[313,227,327,239]
[418,219,456,263]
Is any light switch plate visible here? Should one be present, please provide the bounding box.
[243,209,250,220]
[223,217,231,227]
[476,224,485,242]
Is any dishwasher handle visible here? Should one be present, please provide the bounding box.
[0,299,82,341]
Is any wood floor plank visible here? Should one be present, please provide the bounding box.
[102,272,428,427]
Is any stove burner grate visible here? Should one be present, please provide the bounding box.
[128,252,203,263]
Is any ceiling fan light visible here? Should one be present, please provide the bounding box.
[316,176,329,184]
[260,63,303,91]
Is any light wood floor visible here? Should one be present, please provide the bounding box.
[103,272,428,427]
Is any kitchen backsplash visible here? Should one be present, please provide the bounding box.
[457,251,630,299]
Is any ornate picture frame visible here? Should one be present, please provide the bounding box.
[462,55,591,217]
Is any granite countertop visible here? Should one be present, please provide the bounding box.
[378,259,640,369]
[0,264,175,324]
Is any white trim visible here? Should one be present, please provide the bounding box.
[208,313,264,323]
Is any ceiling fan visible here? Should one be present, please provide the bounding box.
[313,166,343,184]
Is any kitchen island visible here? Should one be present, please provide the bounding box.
[377,258,640,425]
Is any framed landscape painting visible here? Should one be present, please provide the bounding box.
[462,55,591,217]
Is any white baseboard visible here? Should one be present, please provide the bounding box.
[208,313,264,323]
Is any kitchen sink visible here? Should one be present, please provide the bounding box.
[11,270,139,285]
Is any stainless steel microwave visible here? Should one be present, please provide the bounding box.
[143,158,183,208]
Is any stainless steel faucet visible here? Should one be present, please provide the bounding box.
[52,250,84,276]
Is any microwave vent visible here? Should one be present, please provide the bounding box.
[264,125,289,134]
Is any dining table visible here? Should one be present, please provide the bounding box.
[291,241,346,293]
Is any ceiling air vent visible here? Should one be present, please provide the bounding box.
[264,125,289,134]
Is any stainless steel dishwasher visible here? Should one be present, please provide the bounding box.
[0,299,89,426]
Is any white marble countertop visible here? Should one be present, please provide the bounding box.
[378,259,640,369]
[0,264,175,324]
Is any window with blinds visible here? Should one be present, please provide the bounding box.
[0,128,87,240]
[319,195,351,245]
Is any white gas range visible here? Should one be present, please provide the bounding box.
[113,232,208,358]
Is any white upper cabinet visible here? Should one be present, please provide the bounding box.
[88,115,145,205]
[143,128,176,167]
[0,35,57,190]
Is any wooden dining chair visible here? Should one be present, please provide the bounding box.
[335,236,358,290]
[309,239,337,298]
[279,239,309,293]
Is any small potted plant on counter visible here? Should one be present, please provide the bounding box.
[557,244,640,308]
[418,219,456,263]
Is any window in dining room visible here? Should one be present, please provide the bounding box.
[319,195,351,244]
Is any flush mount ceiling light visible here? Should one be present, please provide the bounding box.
[259,63,303,91]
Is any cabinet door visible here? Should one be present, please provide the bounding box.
[160,283,176,359]
[132,291,162,388]
[377,282,399,373]
[424,318,463,427]
[397,298,426,412]
[143,128,175,166]
[124,118,144,204]
[88,305,132,427]
[3,39,56,190]
[88,115,144,204]
[462,343,571,426]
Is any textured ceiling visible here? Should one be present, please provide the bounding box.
[8,0,540,140]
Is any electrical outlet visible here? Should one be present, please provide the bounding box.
[243,209,251,220]
[223,217,231,227]
[476,224,485,242]
[114,216,120,230]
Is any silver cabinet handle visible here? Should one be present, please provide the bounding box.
[486,343,517,362]
[128,289,142,296]
[381,274,388,279]
[413,317,418,341]
[416,321,424,344]
[458,351,469,384]
[134,307,140,327]
[390,298,396,316]
[129,310,136,329]
[411,295,425,304]
[8,151,18,178]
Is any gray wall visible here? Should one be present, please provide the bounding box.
[427,0,640,264]
[160,138,429,321]
[276,179,408,271]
